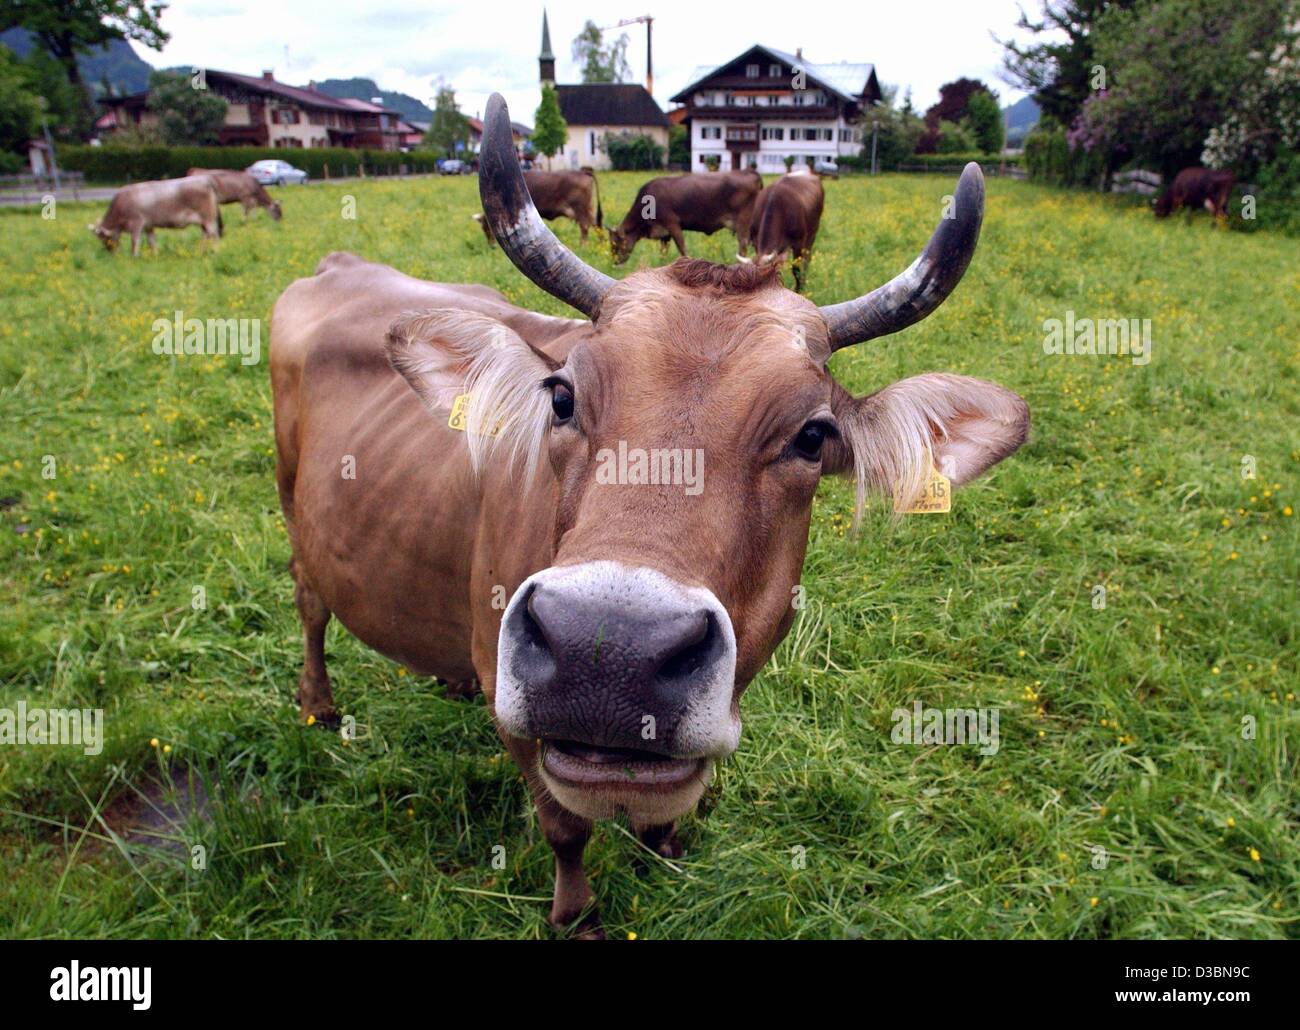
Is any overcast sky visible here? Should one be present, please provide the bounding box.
[134,0,1043,123]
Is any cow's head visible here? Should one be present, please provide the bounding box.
[87,221,118,251]
[267,201,283,221]
[390,95,1029,826]
[607,221,640,266]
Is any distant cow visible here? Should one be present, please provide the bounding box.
[741,170,825,292]
[609,170,762,264]
[475,169,602,243]
[187,168,283,220]
[89,176,222,256]
[1154,167,1235,222]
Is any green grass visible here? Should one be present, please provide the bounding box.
[0,172,1296,939]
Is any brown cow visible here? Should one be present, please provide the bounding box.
[609,169,762,264]
[88,176,222,256]
[1154,167,1235,222]
[270,95,1029,937]
[187,168,283,220]
[741,170,825,293]
[474,169,602,243]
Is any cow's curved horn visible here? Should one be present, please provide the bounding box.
[479,93,613,320]
[820,162,984,350]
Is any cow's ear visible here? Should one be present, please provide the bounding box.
[386,309,559,474]
[825,372,1029,516]
[387,309,557,410]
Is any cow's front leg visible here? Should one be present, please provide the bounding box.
[290,557,338,725]
[669,223,688,257]
[130,229,143,257]
[634,821,683,860]
[498,731,602,938]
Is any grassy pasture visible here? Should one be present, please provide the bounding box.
[0,171,1296,939]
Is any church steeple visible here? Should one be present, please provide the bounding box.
[539,9,556,86]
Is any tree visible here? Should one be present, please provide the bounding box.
[145,69,227,146]
[422,84,470,158]
[17,46,91,139]
[2,0,168,132]
[0,45,41,156]
[918,78,989,152]
[571,20,630,84]
[668,123,689,167]
[860,89,925,169]
[964,88,1005,154]
[603,132,663,170]
[531,84,567,168]
[998,1,1135,125]
[1071,0,1291,176]
[1202,1,1300,171]
[935,120,977,153]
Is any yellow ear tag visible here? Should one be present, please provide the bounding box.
[447,394,502,437]
[895,461,951,514]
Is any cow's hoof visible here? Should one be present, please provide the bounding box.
[294,687,340,728]
[299,706,340,728]
[557,913,605,940]
[635,824,684,863]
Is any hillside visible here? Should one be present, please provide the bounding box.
[313,78,433,123]
[1002,94,1040,146]
[0,28,153,95]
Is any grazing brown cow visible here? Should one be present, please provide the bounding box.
[474,169,602,243]
[609,169,762,264]
[1154,167,1235,223]
[270,95,1029,937]
[187,168,283,220]
[741,170,825,293]
[88,176,222,256]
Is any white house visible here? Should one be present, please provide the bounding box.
[537,10,670,171]
[670,45,882,172]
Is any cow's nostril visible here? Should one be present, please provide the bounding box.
[656,612,716,682]
[521,588,552,654]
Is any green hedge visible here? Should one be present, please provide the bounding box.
[1022,124,1105,188]
[894,151,1021,170]
[57,145,442,183]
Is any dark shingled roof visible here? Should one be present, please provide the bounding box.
[555,84,669,128]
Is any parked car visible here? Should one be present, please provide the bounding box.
[247,160,309,186]
[813,158,839,178]
[438,159,471,175]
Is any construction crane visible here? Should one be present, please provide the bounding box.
[597,15,654,95]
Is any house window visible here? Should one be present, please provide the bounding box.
[745,64,759,78]
[760,127,784,141]
[769,63,782,77]
[698,152,721,166]
[701,126,722,140]
[587,130,596,155]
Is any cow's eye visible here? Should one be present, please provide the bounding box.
[550,382,575,423]
[792,421,833,461]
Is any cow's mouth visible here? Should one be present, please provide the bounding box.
[540,739,706,788]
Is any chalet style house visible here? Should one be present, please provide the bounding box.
[670,45,882,172]
[538,11,669,170]
[99,69,414,150]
